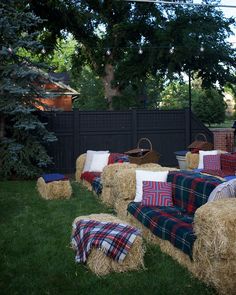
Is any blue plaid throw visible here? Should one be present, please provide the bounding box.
[127,202,196,258]
[71,219,140,263]
[92,177,103,195]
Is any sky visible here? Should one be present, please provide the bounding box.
[194,0,236,45]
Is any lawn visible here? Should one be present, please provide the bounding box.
[0,180,216,295]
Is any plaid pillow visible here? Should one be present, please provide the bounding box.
[142,181,173,207]
[203,154,221,171]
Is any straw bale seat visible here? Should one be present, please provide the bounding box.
[37,174,72,200]
[113,167,236,294]
[71,213,145,276]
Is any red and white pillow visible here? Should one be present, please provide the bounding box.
[134,170,169,202]
[141,181,173,207]
[203,154,221,171]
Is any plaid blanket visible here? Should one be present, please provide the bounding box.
[167,171,222,214]
[92,177,103,195]
[127,202,195,258]
[221,152,236,175]
[108,153,129,165]
[71,219,140,263]
[81,172,101,184]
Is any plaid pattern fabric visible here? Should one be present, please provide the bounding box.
[201,169,233,178]
[92,177,103,195]
[203,154,221,171]
[108,153,129,165]
[167,171,222,214]
[71,219,140,263]
[221,153,236,175]
[80,172,101,184]
[127,202,195,258]
[142,181,173,207]
[42,173,68,183]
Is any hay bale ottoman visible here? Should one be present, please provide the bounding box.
[71,213,145,276]
[37,173,72,200]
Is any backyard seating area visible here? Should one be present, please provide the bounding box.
[74,149,236,295]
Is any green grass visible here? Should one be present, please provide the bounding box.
[0,180,216,295]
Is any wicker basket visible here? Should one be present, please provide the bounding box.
[188,133,213,152]
[124,138,160,165]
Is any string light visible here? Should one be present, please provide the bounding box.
[138,47,143,54]
[106,49,111,55]
[169,46,174,54]
[200,45,204,52]
[41,48,46,54]
[8,47,13,53]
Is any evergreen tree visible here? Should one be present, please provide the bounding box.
[29,0,236,109]
[0,0,56,178]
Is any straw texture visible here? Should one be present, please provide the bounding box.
[72,213,145,276]
[37,177,72,200]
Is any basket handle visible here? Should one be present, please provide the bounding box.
[137,138,153,150]
[194,133,207,142]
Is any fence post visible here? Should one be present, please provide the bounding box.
[132,109,138,146]
[73,110,80,163]
[185,108,191,147]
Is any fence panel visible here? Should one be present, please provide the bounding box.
[38,109,212,174]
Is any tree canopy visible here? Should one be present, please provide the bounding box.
[29,0,236,109]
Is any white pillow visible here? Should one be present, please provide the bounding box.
[198,150,218,169]
[89,153,110,172]
[134,170,169,202]
[83,150,109,172]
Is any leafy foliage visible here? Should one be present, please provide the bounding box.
[29,0,236,109]
[160,81,226,125]
[0,0,56,179]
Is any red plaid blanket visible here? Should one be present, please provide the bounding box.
[71,219,140,263]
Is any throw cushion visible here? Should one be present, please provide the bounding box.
[89,153,110,172]
[134,170,169,202]
[203,154,221,171]
[142,181,173,207]
[83,150,109,172]
[198,150,218,169]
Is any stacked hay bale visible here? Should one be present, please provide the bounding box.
[193,198,236,295]
[75,153,86,182]
[100,163,138,207]
[37,177,72,200]
[186,152,199,170]
[72,213,145,276]
[113,165,178,221]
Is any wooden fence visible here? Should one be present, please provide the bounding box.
[38,109,212,174]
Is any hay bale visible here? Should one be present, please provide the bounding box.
[186,152,199,170]
[101,163,137,187]
[81,179,93,191]
[100,163,137,207]
[139,163,162,169]
[72,213,145,276]
[114,198,131,222]
[37,177,72,200]
[193,198,236,295]
[75,153,86,182]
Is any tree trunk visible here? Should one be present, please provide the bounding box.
[102,63,121,110]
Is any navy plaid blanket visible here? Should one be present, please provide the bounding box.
[167,171,223,214]
[92,177,103,195]
[71,219,140,263]
[127,202,195,258]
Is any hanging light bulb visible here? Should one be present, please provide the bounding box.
[106,49,111,56]
[200,45,204,52]
[169,46,175,54]
[41,47,46,54]
[8,47,13,54]
[138,47,143,54]
[74,49,78,54]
